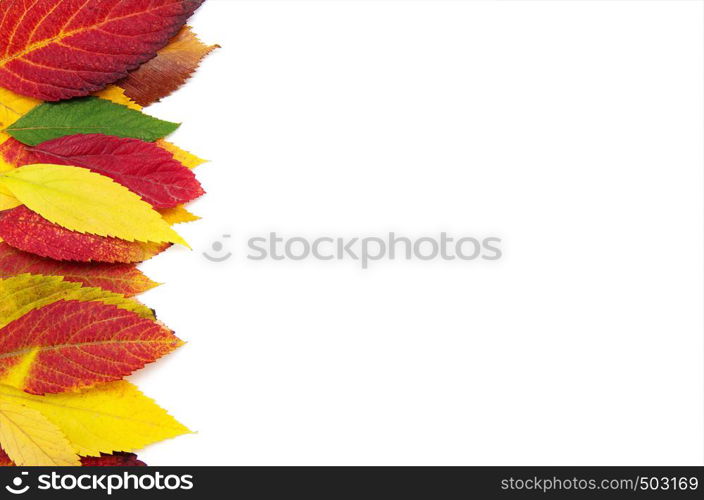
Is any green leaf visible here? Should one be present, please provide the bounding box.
[5,97,180,146]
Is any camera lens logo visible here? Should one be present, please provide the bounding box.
[6,472,29,495]
[203,234,232,262]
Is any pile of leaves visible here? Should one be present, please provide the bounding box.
[0,0,215,466]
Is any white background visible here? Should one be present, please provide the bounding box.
[135,0,702,465]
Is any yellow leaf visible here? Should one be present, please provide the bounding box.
[0,87,40,130]
[158,140,206,169]
[0,381,190,457]
[0,175,18,208]
[0,164,188,246]
[0,157,15,174]
[94,86,142,111]
[0,400,79,466]
[0,191,20,210]
[0,274,153,329]
[158,205,201,225]
[0,87,40,148]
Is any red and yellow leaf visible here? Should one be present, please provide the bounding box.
[0,273,154,330]
[0,242,158,296]
[0,0,204,101]
[24,134,204,209]
[0,206,170,263]
[120,26,218,106]
[0,137,30,166]
[0,299,182,395]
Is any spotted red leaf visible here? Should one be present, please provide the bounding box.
[0,242,158,296]
[0,0,204,101]
[0,206,170,263]
[0,299,182,395]
[27,134,204,208]
[0,137,30,166]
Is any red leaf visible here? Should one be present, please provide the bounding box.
[0,447,12,466]
[0,136,204,208]
[28,134,204,209]
[0,0,204,101]
[0,300,182,395]
[0,242,158,297]
[81,453,147,467]
[0,206,170,263]
[0,448,147,467]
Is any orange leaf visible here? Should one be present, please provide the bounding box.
[120,26,219,106]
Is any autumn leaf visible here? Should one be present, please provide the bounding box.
[0,400,79,466]
[0,300,182,395]
[0,86,141,146]
[158,140,207,169]
[0,88,39,129]
[0,272,158,324]
[0,381,191,457]
[25,134,204,209]
[1,133,205,177]
[0,273,153,330]
[0,87,40,146]
[80,452,147,467]
[159,206,201,225]
[94,86,142,111]
[120,26,219,107]
[6,97,179,146]
[0,158,13,174]
[0,164,188,245]
[0,0,211,467]
[0,87,140,142]
[0,191,19,211]
[0,272,149,324]
[0,0,204,101]
[0,206,170,263]
[0,242,158,296]
[0,137,33,166]
[0,448,147,467]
